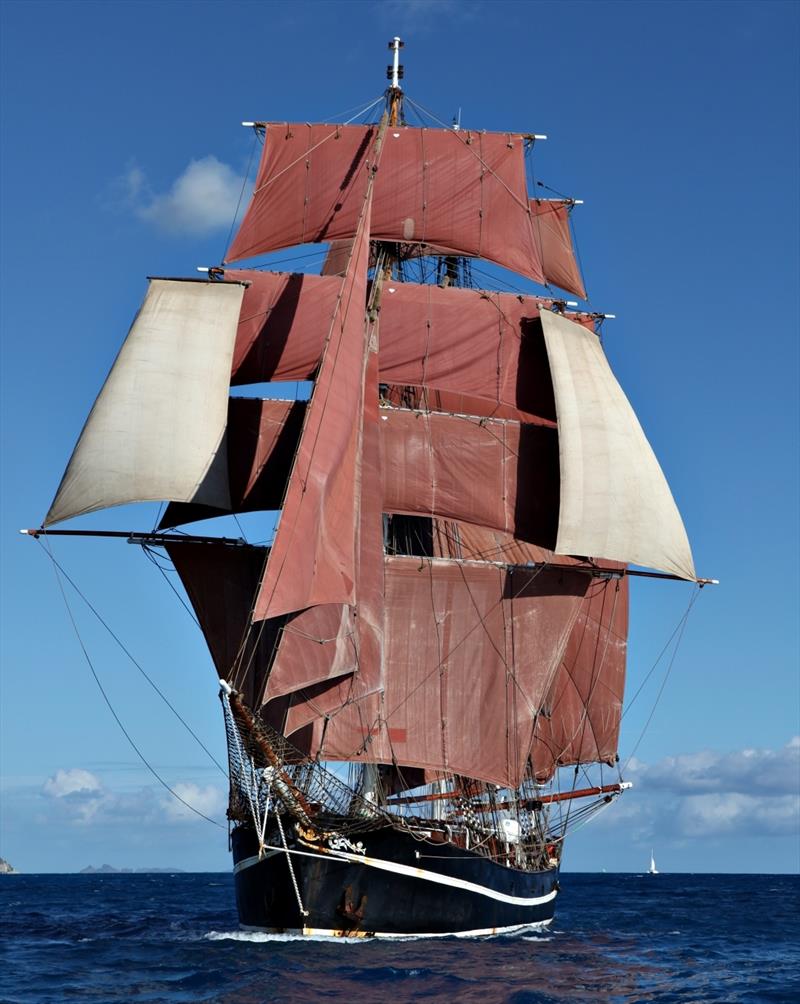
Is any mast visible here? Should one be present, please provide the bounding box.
[387,36,404,125]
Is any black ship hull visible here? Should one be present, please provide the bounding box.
[231,820,559,937]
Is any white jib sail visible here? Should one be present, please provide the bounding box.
[540,309,695,580]
[45,279,245,526]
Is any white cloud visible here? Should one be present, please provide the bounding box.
[574,738,800,842]
[137,156,243,236]
[678,792,799,837]
[107,156,244,237]
[120,163,147,203]
[41,768,225,828]
[43,768,102,798]
[635,737,800,797]
[42,769,105,823]
[161,782,225,823]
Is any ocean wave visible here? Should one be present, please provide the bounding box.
[204,929,367,944]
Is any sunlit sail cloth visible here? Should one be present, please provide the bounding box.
[531,574,629,779]
[529,199,586,300]
[252,129,382,621]
[228,270,342,384]
[226,124,546,284]
[45,280,245,526]
[227,270,593,416]
[541,309,695,579]
[273,557,591,788]
[257,352,387,708]
[380,407,559,547]
[158,398,560,547]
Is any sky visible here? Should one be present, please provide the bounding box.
[0,0,798,875]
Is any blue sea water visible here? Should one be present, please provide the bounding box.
[1,872,798,1003]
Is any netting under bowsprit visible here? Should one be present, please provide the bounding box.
[220,686,387,837]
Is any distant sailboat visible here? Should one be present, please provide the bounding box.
[648,850,659,875]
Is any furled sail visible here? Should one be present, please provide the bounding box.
[45,279,245,526]
[226,124,546,284]
[541,309,695,579]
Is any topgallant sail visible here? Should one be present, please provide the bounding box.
[27,39,711,936]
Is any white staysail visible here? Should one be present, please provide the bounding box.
[45,279,246,526]
[541,309,695,581]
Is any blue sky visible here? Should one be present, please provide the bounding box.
[1,0,798,874]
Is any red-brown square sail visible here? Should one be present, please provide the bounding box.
[530,199,587,299]
[273,556,590,788]
[227,124,545,284]
[531,575,629,779]
[227,273,594,421]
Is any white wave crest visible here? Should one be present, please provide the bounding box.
[204,930,366,944]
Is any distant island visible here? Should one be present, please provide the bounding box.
[80,865,184,874]
[0,857,16,874]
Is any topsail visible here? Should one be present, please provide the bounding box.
[227,123,552,286]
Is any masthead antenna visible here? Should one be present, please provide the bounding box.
[386,36,404,125]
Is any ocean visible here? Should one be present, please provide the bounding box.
[1,872,797,1003]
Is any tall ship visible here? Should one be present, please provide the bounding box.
[26,40,710,937]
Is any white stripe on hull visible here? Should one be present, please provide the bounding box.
[234,844,558,907]
[240,919,554,939]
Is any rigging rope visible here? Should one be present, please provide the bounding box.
[275,808,308,917]
[319,95,385,126]
[403,96,533,216]
[38,539,227,776]
[247,247,330,271]
[143,546,201,629]
[222,125,260,264]
[248,96,385,199]
[621,585,700,721]
[621,586,700,773]
[40,537,225,828]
